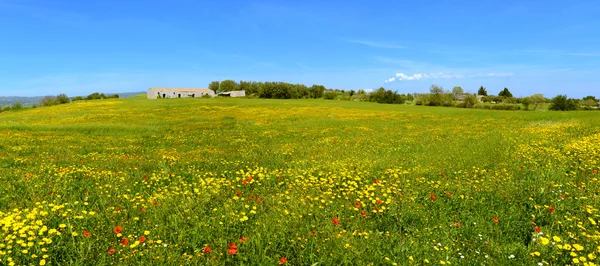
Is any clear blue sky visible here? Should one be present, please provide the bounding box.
[1,0,599,97]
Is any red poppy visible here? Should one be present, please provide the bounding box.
[309,231,317,236]
[355,202,361,208]
[430,194,436,201]
[453,222,461,227]
[534,226,541,233]
[375,207,379,212]
[236,190,242,195]
[108,248,116,255]
[139,236,146,243]
[239,236,248,243]
[121,238,129,246]
[113,226,123,234]
[549,206,555,212]
[446,192,452,197]
[143,175,148,179]
[256,197,263,202]
[332,218,339,225]
[376,200,383,205]
[242,180,247,185]
[228,243,238,255]
[373,179,379,184]
[83,231,90,237]
[361,211,367,216]
[279,256,288,264]
[204,247,211,253]
[440,172,445,177]
[247,176,252,181]
[594,170,598,175]
[492,217,499,223]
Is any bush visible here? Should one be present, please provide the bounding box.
[323,91,337,100]
[11,102,23,110]
[461,94,478,108]
[474,104,521,111]
[549,95,578,111]
[41,96,58,106]
[72,96,84,101]
[56,94,70,104]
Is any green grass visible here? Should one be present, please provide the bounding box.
[0,96,599,265]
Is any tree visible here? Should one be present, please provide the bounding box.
[498,88,513,98]
[452,86,464,96]
[309,85,326,99]
[56,94,70,104]
[208,81,220,93]
[583,95,597,102]
[219,80,239,92]
[529,94,545,110]
[477,86,488,96]
[430,85,444,95]
[549,95,578,111]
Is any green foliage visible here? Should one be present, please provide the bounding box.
[529,94,545,110]
[72,96,84,102]
[520,97,531,111]
[477,86,488,96]
[323,91,337,100]
[452,86,464,96]
[549,95,578,111]
[41,96,58,106]
[56,94,71,104]
[219,80,239,92]
[209,81,220,93]
[498,88,513,98]
[461,94,478,108]
[474,103,521,110]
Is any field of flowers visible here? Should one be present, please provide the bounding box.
[0,95,599,265]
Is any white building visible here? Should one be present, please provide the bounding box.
[147,88,215,99]
[218,90,246,97]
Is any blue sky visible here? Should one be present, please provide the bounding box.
[1,0,599,97]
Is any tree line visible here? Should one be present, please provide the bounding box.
[208,80,325,99]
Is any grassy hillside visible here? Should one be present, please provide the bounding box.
[1,96,599,265]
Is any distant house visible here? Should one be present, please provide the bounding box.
[218,90,246,97]
[147,88,215,99]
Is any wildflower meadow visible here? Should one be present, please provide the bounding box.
[0,96,599,265]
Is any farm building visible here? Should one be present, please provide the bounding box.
[218,90,246,97]
[147,88,216,99]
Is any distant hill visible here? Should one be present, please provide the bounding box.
[0,92,144,107]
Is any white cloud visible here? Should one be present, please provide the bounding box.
[385,72,513,83]
[364,88,374,93]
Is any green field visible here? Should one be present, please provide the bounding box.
[1,96,599,265]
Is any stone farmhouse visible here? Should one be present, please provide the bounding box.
[147,88,215,99]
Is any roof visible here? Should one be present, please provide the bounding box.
[148,88,213,93]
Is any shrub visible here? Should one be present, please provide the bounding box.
[56,94,70,104]
[474,104,520,111]
[11,103,23,110]
[72,96,84,101]
[41,96,58,106]
[461,94,478,108]
[549,95,578,111]
[323,91,337,100]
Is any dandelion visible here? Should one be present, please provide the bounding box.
[553,236,561,242]
[540,237,550,245]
